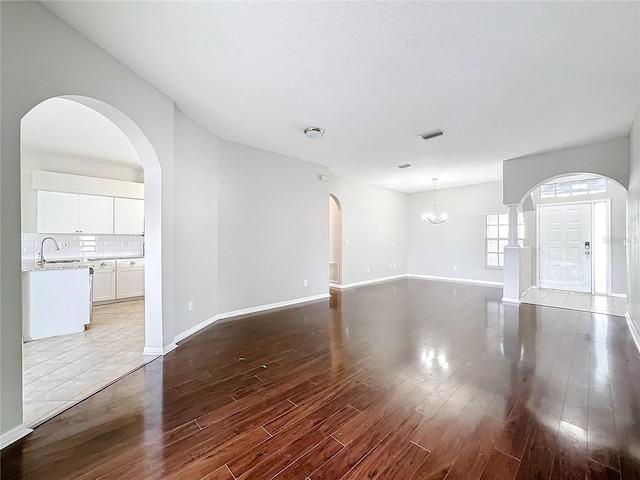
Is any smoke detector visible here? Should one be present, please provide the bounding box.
[304,127,324,139]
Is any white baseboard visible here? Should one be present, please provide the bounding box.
[0,423,32,449]
[407,274,503,288]
[142,342,176,356]
[174,316,219,343]
[217,293,330,321]
[502,297,521,304]
[626,312,640,356]
[142,346,163,356]
[330,274,406,290]
[162,342,178,355]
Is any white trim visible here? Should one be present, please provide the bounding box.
[611,292,628,298]
[174,315,219,343]
[626,312,640,356]
[217,293,330,320]
[142,343,176,356]
[407,274,502,287]
[142,346,163,355]
[162,342,178,355]
[502,296,521,304]
[330,274,406,290]
[0,424,32,449]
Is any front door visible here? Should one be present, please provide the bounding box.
[539,203,592,292]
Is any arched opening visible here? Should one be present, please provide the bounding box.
[19,96,163,426]
[329,194,343,285]
[518,173,628,314]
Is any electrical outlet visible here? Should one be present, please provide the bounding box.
[453,266,457,271]
[188,300,193,311]
[367,267,370,273]
[303,279,308,287]
[345,240,350,246]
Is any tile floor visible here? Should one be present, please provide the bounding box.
[520,287,627,316]
[22,299,157,427]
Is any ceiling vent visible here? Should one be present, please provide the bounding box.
[419,129,444,141]
[397,163,412,169]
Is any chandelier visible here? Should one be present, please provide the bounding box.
[422,178,447,224]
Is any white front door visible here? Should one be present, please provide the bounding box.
[539,203,592,292]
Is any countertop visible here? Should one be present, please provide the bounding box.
[22,255,145,272]
[22,261,94,272]
[86,256,144,261]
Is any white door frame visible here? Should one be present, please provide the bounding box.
[536,198,611,294]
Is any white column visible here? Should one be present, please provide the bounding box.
[507,204,519,247]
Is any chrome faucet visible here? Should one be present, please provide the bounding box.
[38,236,60,265]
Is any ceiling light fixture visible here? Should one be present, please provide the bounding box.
[422,178,447,224]
[304,127,324,139]
[397,163,412,169]
[419,129,444,141]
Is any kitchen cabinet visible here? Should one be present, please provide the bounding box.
[22,267,90,341]
[79,195,114,234]
[37,191,79,234]
[116,258,145,299]
[37,191,114,234]
[92,260,116,301]
[115,198,144,235]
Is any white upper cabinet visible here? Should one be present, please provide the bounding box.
[38,191,116,234]
[114,198,144,235]
[37,191,79,234]
[78,195,114,234]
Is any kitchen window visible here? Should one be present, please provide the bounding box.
[485,212,524,268]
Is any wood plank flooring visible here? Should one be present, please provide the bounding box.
[2,279,640,479]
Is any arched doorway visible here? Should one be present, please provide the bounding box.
[329,194,342,285]
[517,173,628,315]
[19,96,164,426]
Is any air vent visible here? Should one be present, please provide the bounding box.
[397,163,412,169]
[419,129,444,141]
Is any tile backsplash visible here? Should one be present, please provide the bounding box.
[22,233,144,262]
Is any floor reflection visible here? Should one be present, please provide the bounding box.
[4,279,640,479]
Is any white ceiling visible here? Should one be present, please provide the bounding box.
[43,1,639,193]
[22,97,141,168]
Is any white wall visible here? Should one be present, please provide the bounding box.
[628,106,640,342]
[173,110,219,335]
[408,181,504,284]
[329,195,342,266]
[531,178,627,294]
[21,148,143,233]
[1,1,175,442]
[217,140,329,313]
[328,176,408,286]
[503,137,629,205]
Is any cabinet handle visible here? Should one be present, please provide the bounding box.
[101,262,107,267]
[130,261,136,266]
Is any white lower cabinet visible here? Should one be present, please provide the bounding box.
[92,260,116,302]
[116,259,145,299]
[92,258,144,303]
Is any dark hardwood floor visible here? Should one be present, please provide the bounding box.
[2,279,640,479]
